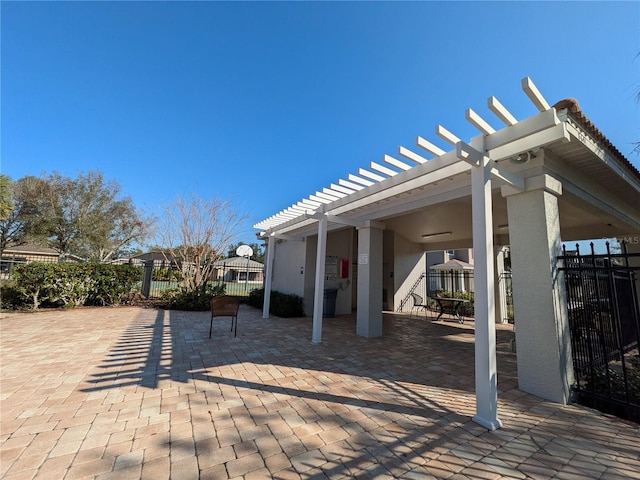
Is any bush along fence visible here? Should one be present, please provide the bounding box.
[2,263,142,309]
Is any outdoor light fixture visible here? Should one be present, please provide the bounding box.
[508,150,535,165]
[422,231,453,239]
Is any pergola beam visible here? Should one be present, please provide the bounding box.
[383,154,412,171]
[416,136,446,157]
[358,168,385,182]
[349,173,375,187]
[338,178,365,191]
[370,161,398,178]
[398,146,428,164]
[522,76,550,112]
[488,96,517,126]
[436,125,462,146]
[323,187,346,198]
[466,108,496,135]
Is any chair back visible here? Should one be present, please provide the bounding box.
[411,293,424,305]
[211,295,240,317]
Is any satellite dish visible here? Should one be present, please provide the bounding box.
[236,245,254,258]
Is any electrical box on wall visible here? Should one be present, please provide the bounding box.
[325,256,350,281]
[340,259,349,278]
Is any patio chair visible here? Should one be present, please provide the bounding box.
[210,295,240,338]
[410,293,431,318]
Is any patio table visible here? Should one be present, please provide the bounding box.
[435,297,469,324]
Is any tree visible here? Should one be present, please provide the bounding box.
[0,175,47,255]
[8,171,151,261]
[155,194,247,292]
[0,175,21,254]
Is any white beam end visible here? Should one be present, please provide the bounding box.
[465,108,495,135]
[416,136,446,157]
[370,161,398,177]
[435,125,462,146]
[522,77,550,112]
[383,154,412,171]
[348,173,375,187]
[358,168,385,182]
[488,96,518,126]
[398,146,428,164]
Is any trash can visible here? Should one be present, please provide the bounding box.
[323,288,338,317]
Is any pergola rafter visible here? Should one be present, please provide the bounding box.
[254,76,554,236]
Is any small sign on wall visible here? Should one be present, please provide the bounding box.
[358,253,368,265]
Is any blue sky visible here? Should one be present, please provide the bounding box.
[2,1,639,246]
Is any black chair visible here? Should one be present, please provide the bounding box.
[410,293,431,318]
[210,295,240,338]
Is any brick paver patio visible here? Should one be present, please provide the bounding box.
[1,306,639,479]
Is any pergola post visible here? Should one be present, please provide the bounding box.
[356,221,384,338]
[311,216,328,344]
[502,174,574,403]
[469,138,502,431]
[262,236,275,319]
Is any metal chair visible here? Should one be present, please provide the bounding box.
[410,293,430,318]
[210,295,240,338]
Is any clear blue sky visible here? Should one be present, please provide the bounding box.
[2,1,639,246]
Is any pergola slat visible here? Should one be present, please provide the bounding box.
[383,154,412,171]
[416,136,446,156]
[522,76,550,112]
[398,146,428,164]
[488,96,517,126]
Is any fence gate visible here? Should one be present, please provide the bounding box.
[559,241,640,423]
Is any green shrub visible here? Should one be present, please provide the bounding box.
[85,264,142,306]
[11,262,143,309]
[152,267,182,282]
[13,262,59,309]
[160,283,226,311]
[435,290,475,317]
[247,288,304,318]
[0,280,30,309]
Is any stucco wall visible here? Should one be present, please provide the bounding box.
[303,227,354,317]
[270,238,307,298]
[393,233,426,313]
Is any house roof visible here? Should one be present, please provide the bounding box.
[552,98,639,179]
[430,259,474,271]
[213,256,264,268]
[2,243,59,256]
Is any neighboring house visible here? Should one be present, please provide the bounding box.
[0,244,83,277]
[212,257,264,284]
[252,78,640,429]
[111,251,180,268]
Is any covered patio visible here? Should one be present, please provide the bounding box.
[255,77,640,430]
[1,306,639,479]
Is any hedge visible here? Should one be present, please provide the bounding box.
[247,288,304,318]
[6,262,142,310]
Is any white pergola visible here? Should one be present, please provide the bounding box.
[255,78,640,430]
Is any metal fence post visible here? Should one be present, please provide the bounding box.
[142,260,154,298]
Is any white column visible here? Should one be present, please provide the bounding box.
[503,174,574,403]
[356,222,384,338]
[471,149,502,431]
[262,236,275,319]
[311,216,328,344]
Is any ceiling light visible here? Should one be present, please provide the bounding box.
[422,231,452,239]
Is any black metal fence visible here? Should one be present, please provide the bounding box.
[559,241,640,423]
[140,260,265,299]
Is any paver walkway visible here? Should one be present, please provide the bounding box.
[1,306,638,479]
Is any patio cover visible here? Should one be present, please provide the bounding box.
[255,78,640,430]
